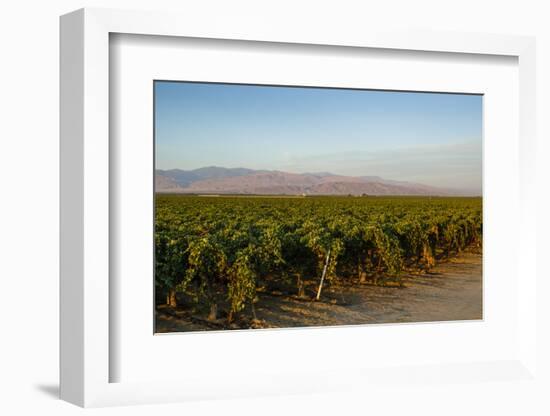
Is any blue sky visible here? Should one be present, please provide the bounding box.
[155,81,482,192]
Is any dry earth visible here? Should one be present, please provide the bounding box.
[156,250,482,333]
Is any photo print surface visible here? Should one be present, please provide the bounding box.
[154,81,482,333]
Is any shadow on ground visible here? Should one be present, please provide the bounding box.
[34,384,59,399]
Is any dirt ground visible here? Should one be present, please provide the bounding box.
[156,250,482,333]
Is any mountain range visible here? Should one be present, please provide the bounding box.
[155,166,473,196]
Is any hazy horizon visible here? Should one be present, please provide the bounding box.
[155,81,482,193]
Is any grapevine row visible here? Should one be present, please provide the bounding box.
[155,195,482,322]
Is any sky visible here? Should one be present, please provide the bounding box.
[155,81,482,193]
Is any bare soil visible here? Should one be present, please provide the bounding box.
[155,250,482,333]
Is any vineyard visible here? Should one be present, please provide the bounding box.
[155,195,482,328]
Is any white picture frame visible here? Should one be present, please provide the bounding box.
[60,7,537,408]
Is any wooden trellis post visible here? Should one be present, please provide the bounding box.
[316,249,331,301]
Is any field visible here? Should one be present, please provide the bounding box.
[155,195,482,331]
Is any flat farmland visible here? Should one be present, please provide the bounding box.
[155,195,482,331]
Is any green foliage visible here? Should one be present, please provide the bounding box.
[155,195,482,318]
[228,247,257,313]
[181,236,226,297]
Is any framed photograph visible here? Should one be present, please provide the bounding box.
[60,8,538,408]
[153,80,484,334]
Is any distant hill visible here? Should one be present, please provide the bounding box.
[155,166,473,196]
